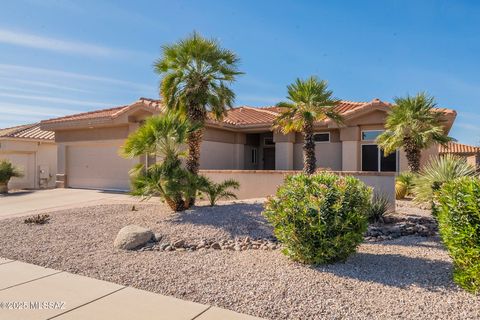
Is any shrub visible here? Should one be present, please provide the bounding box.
[437,177,480,294]
[198,177,240,206]
[395,182,407,200]
[0,159,23,193]
[263,172,371,264]
[367,194,391,223]
[24,214,50,225]
[413,155,476,204]
[395,171,416,199]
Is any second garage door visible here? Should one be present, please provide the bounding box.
[67,142,137,191]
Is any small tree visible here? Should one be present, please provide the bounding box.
[274,77,342,175]
[376,92,452,173]
[0,159,23,194]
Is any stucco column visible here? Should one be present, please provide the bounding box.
[340,126,360,171]
[274,132,295,170]
[56,143,67,188]
[233,133,246,169]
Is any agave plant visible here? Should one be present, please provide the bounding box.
[367,194,392,223]
[413,155,477,204]
[0,159,23,194]
[198,177,240,206]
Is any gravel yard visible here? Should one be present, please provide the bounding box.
[0,201,479,319]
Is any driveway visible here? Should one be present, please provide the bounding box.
[0,189,134,219]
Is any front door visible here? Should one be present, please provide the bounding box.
[263,148,275,170]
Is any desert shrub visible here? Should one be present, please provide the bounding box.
[413,155,476,204]
[24,214,50,225]
[395,171,416,199]
[395,182,407,200]
[263,172,371,264]
[367,194,391,223]
[437,177,480,294]
[0,159,23,193]
[198,177,240,206]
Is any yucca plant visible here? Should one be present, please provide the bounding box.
[198,177,240,206]
[0,159,23,194]
[413,155,477,205]
[367,194,391,223]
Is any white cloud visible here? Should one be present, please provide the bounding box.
[0,103,79,117]
[0,92,115,107]
[0,64,155,92]
[0,28,152,59]
[0,77,90,93]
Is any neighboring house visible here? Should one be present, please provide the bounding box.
[40,97,456,191]
[0,123,56,190]
[439,141,480,169]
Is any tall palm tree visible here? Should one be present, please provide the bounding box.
[154,32,242,178]
[274,76,342,175]
[376,92,452,173]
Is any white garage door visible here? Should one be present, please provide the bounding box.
[67,142,136,191]
[0,153,35,189]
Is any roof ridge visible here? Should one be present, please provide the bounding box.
[41,105,128,124]
[240,106,280,116]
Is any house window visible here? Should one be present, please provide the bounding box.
[361,130,383,141]
[361,144,397,172]
[264,137,275,146]
[251,148,258,164]
[313,132,330,143]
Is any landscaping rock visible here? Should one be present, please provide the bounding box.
[113,225,154,250]
[173,239,185,248]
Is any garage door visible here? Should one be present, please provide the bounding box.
[67,142,136,191]
[0,153,35,189]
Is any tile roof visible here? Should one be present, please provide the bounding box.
[0,123,54,141]
[439,142,480,155]
[41,97,163,124]
[41,97,456,128]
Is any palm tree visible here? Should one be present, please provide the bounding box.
[154,32,242,179]
[198,177,240,206]
[274,76,342,175]
[121,112,200,211]
[376,92,452,173]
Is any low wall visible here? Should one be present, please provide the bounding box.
[199,170,395,206]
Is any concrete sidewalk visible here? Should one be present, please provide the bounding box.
[0,258,263,320]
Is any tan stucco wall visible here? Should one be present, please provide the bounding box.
[200,170,395,206]
[200,141,244,169]
[0,140,57,189]
[398,145,439,172]
[293,142,342,170]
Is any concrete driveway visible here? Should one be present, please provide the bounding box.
[0,189,135,219]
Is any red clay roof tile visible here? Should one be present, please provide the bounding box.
[0,123,54,141]
[439,142,480,155]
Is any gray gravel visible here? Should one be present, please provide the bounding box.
[0,201,479,320]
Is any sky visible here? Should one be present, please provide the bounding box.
[0,0,479,144]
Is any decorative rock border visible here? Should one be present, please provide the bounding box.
[365,216,437,242]
[139,236,280,252]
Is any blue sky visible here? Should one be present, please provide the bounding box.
[0,0,479,144]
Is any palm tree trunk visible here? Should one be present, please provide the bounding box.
[403,137,421,173]
[303,120,316,175]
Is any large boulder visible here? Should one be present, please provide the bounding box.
[114,225,154,250]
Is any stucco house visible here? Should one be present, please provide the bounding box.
[39,97,456,191]
[0,123,56,190]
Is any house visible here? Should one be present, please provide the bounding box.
[439,141,480,169]
[0,123,56,190]
[39,97,456,191]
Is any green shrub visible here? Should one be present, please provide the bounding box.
[263,172,372,264]
[367,194,391,223]
[413,155,476,204]
[438,177,480,294]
